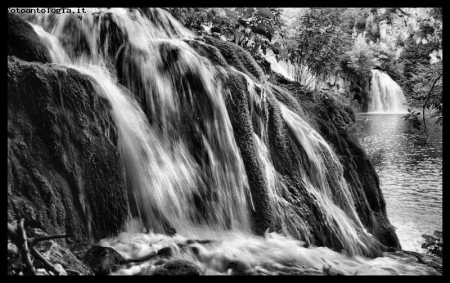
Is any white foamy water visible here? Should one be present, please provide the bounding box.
[368,69,408,113]
[98,221,439,275]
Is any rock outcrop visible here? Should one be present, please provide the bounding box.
[84,246,124,275]
[274,81,400,248]
[8,55,129,242]
[7,14,51,63]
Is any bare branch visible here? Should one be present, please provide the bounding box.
[30,234,73,245]
[30,245,60,276]
[17,219,37,276]
[396,8,411,17]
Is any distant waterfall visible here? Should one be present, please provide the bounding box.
[368,69,408,113]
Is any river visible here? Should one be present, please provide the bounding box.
[356,112,442,252]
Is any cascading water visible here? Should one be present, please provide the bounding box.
[26,8,252,237]
[16,8,438,275]
[368,69,408,113]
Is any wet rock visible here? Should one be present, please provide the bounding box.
[8,13,51,63]
[54,264,68,275]
[152,259,201,276]
[386,246,397,252]
[421,231,443,257]
[421,234,438,245]
[433,230,442,238]
[84,246,124,275]
[36,268,50,276]
[7,240,22,276]
[204,35,265,83]
[34,239,92,275]
[96,12,126,60]
[71,242,92,261]
[156,246,173,258]
[8,56,128,242]
[224,259,252,275]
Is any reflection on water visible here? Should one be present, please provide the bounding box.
[356,113,442,252]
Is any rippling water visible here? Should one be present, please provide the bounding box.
[356,112,442,252]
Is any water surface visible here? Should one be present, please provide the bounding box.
[356,113,442,252]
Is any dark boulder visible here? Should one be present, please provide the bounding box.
[96,12,127,61]
[84,246,124,275]
[152,260,201,276]
[7,13,51,63]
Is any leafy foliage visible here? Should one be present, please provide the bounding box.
[280,8,352,88]
[421,231,443,257]
[402,62,442,145]
[341,45,378,81]
[163,7,284,65]
[398,8,442,145]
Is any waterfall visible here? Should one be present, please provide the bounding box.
[22,8,380,257]
[368,69,408,113]
[26,8,252,237]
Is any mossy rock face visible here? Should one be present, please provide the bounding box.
[186,36,400,254]
[7,13,51,63]
[203,35,265,83]
[274,79,400,249]
[7,56,129,243]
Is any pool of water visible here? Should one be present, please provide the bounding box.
[355,112,442,252]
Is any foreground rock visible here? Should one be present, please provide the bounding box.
[7,240,21,275]
[7,14,51,63]
[84,246,125,275]
[151,260,201,276]
[34,239,93,275]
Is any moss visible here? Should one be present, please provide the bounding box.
[8,56,129,242]
[204,36,265,83]
[225,69,273,235]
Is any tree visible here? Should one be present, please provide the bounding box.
[280,8,352,88]
[163,7,284,64]
[398,8,442,145]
